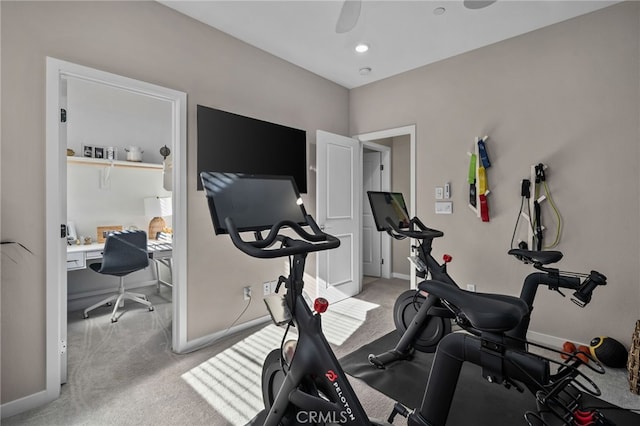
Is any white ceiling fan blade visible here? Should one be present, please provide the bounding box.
[335,0,362,34]
[464,1,497,10]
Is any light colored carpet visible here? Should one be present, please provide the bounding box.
[3,278,638,425]
[2,279,404,425]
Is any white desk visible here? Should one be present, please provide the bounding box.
[67,240,173,289]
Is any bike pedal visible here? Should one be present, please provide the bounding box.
[387,402,411,423]
[367,354,386,370]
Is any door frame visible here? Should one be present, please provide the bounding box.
[44,58,187,406]
[356,125,416,287]
[362,142,391,278]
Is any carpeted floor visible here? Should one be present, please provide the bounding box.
[3,277,639,425]
[2,278,405,425]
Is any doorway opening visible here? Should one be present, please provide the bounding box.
[45,58,187,407]
[357,125,416,288]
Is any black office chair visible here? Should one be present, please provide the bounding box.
[83,230,154,323]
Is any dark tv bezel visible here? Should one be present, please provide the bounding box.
[196,105,307,193]
[367,191,411,232]
[201,172,308,235]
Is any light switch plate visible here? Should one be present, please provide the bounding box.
[435,201,453,214]
[435,187,444,200]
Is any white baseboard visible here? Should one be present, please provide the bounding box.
[392,272,411,281]
[1,389,55,419]
[526,330,588,350]
[178,315,272,354]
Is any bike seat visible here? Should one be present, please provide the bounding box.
[508,249,563,265]
[418,280,529,332]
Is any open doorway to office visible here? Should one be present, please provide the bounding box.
[65,78,173,308]
[45,58,187,404]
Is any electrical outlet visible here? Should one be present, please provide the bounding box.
[466,284,476,292]
[243,286,252,300]
[263,282,271,296]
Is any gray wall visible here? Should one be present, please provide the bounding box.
[0,0,348,404]
[350,2,640,345]
[67,78,173,165]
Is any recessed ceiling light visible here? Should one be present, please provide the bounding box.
[359,67,372,75]
[433,7,446,15]
[355,43,369,53]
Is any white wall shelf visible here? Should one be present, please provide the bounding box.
[67,156,162,170]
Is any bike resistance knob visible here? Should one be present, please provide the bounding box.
[314,298,329,314]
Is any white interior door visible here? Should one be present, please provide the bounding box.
[362,151,381,277]
[316,130,361,303]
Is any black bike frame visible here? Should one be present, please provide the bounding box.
[264,252,370,426]
[408,327,549,426]
[403,239,586,341]
[370,229,589,372]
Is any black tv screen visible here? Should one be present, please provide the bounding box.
[197,105,307,193]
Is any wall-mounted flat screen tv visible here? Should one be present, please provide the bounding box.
[197,105,307,193]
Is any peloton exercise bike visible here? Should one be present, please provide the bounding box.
[366,191,607,375]
[202,172,614,426]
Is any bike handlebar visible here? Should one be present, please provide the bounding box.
[571,270,607,308]
[224,215,340,259]
[385,216,444,240]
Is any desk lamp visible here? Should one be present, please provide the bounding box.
[144,197,172,240]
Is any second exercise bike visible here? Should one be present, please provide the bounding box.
[366,191,607,372]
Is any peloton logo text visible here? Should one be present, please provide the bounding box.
[312,370,356,422]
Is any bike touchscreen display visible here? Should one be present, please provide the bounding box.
[201,172,308,234]
[367,191,411,232]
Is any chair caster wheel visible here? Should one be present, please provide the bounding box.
[149,306,155,312]
[83,313,89,319]
[111,317,118,323]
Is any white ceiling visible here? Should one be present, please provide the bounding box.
[159,1,619,89]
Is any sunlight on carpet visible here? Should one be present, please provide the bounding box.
[321,297,379,345]
[182,324,286,424]
[182,296,379,425]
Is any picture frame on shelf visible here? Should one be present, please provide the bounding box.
[82,144,94,158]
[80,145,116,160]
[105,146,116,160]
[94,147,104,159]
